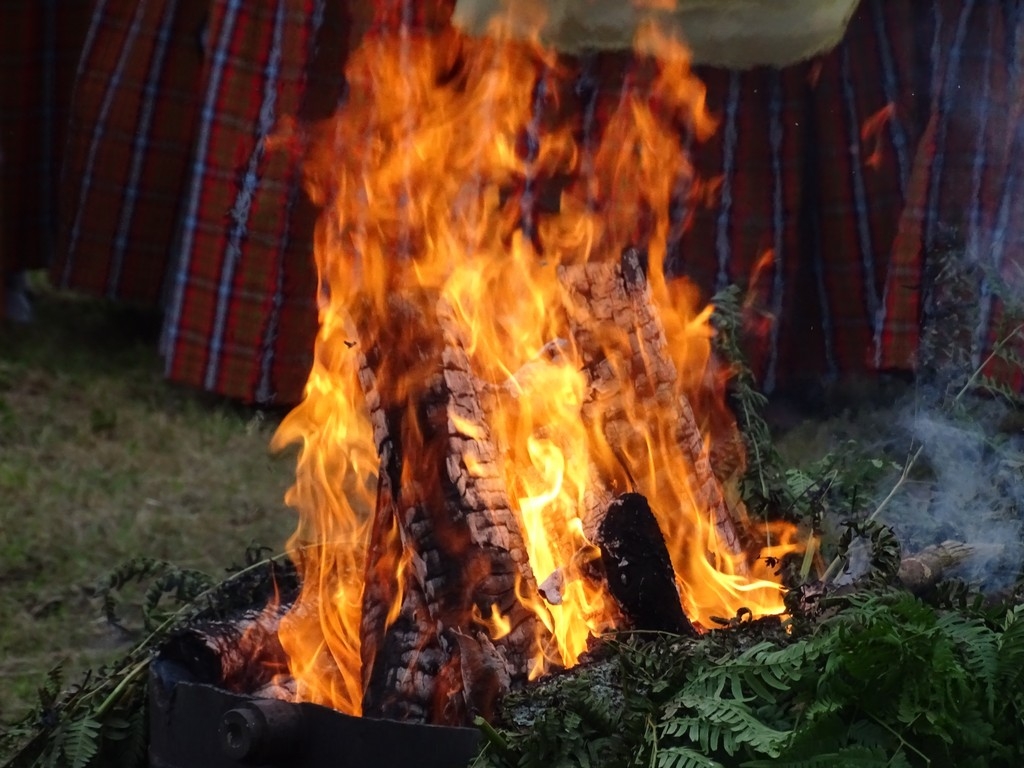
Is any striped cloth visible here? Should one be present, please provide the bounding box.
[55,0,207,308]
[876,0,1024,392]
[676,0,928,390]
[578,0,1023,394]
[158,0,340,403]
[17,0,1024,400]
[53,0,356,401]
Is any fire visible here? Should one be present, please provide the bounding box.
[272,5,800,717]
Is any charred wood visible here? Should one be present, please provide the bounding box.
[358,437,404,695]
[362,576,450,723]
[161,603,291,694]
[557,249,746,571]
[596,493,696,636]
[355,294,546,723]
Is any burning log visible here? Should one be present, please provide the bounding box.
[535,492,697,638]
[160,603,291,695]
[596,493,696,636]
[558,248,747,571]
[362,574,449,721]
[355,294,547,723]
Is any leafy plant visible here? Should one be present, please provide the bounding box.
[709,284,778,507]
[0,547,290,768]
[476,592,1024,768]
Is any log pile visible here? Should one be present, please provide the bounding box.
[558,249,746,569]
[345,250,744,724]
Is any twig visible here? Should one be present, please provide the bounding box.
[869,712,930,766]
[952,321,1024,406]
[798,533,818,582]
[93,659,149,719]
[474,716,511,760]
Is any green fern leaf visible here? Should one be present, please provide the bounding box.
[59,717,101,768]
[996,606,1024,712]
[102,709,148,768]
[38,664,65,708]
[655,746,723,768]
[666,688,786,757]
[934,612,999,715]
[784,469,818,500]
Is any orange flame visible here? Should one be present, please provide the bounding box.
[273,12,800,717]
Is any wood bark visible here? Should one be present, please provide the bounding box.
[557,249,747,572]
[897,540,977,595]
[352,248,749,720]
[355,294,546,724]
[162,603,290,695]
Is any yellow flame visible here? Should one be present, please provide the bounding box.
[274,13,801,716]
[473,602,512,640]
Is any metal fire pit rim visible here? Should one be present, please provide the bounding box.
[148,660,482,768]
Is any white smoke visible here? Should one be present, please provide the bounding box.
[878,404,1024,591]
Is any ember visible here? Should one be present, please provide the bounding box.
[269,6,801,724]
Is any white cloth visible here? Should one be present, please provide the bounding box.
[451,0,861,69]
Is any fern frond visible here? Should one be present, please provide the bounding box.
[783,469,818,501]
[141,568,216,630]
[971,374,1024,407]
[57,717,101,768]
[934,612,999,715]
[993,342,1024,371]
[996,606,1024,713]
[662,686,786,757]
[655,746,723,768]
[98,709,147,768]
[38,664,65,709]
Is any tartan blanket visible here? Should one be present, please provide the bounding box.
[5,0,1022,400]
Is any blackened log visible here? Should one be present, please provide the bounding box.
[161,603,291,694]
[557,249,746,571]
[355,294,546,723]
[358,438,408,695]
[362,574,451,722]
[596,493,696,636]
[448,628,513,720]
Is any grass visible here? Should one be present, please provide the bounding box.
[0,285,297,722]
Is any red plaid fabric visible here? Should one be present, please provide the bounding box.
[54,0,207,306]
[582,0,927,390]
[160,0,354,403]
[583,0,1024,394]
[876,0,1024,393]
[31,0,1024,399]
